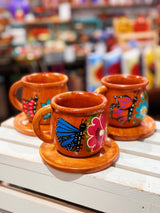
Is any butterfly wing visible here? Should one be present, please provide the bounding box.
[110,95,137,124]
[22,99,28,114]
[115,95,133,109]
[23,96,38,119]
[56,118,80,150]
[28,98,37,118]
[110,104,129,124]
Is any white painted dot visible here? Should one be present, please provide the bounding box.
[99,129,104,136]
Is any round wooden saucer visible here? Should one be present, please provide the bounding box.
[39,139,119,174]
[14,112,50,136]
[108,115,156,141]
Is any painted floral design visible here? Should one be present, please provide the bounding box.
[141,91,148,101]
[56,114,107,153]
[135,100,148,120]
[41,99,51,119]
[87,114,106,152]
[135,91,148,121]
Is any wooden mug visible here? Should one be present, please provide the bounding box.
[9,72,68,124]
[33,91,108,158]
[95,74,149,128]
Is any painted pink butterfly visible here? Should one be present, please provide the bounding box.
[110,95,137,124]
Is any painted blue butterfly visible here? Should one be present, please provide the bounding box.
[41,99,51,119]
[56,118,86,152]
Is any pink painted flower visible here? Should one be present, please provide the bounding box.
[87,114,107,152]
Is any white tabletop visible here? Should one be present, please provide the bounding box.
[0,116,160,213]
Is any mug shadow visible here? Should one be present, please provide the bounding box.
[42,160,84,181]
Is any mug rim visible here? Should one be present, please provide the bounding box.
[51,91,107,115]
[21,72,68,88]
[101,74,149,90]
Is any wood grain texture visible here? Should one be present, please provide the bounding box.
[0,184,96,213]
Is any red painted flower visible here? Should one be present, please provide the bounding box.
[87,114,107,152]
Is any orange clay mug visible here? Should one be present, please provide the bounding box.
[9,72,68,124]
[33,91,108,158]
[95,74,149,128]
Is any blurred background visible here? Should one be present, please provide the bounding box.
[0,0,160,123]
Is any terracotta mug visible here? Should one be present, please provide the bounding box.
[9,72,68,124]
[33,91,108,158]
[95,74,149,128]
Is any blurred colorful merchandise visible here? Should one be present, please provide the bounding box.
[103,48,121,76]
[133,15,150,32]
[12,44,43,62]
[143,46,155,89]
[41,0,58,8]
[8,0,30,21]
[113,15,157,47]
[72,0,87,5]
[109,0,134,5]
[85,44,160,91]
[0,32,13,46]
[154,46,160,87]
[0,8,11,32]
[86,53,103,92]
[122,48,141,76]
[28,27,51,42]
[30,0,57,17]
[44,40,65,54]
[106,36,117,52]
[109,0,155,5]
[10,28,27,46]
[44,40,65,71]
[90,0,105,5]
[57,31,77,43]
[116,16,132,33]
[0,0,10,9]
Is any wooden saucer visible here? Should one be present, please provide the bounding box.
[39,139,119,174]
[14,112,50,136]
[108,115,156,141]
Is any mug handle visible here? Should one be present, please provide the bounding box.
[9,80,23,111]
[94,85,108,96]
[33,105,53,143]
